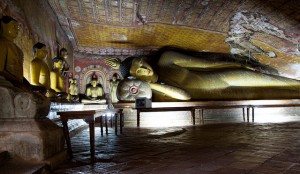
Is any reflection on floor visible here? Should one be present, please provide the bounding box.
[54,108,300,173]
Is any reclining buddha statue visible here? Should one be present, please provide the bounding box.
[105,49,300,101]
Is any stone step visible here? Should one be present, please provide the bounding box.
[0,153,50,174]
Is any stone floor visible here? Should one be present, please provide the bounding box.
[53,108,300,174]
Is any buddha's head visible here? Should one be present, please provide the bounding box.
[130,57,154,77]
[60,48,68,59]
[112,73,119,81]
[90,73,98,87]
[52,57,63,70]
[0,16,19,40]
[120,57,154,82]
[69,78,74,84]
[33,42,47,59]
[91,80,98,87]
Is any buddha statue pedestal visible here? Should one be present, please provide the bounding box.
[0,76,66,166]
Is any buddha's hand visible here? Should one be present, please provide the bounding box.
[104,57,121,69]
[148,83,191,100]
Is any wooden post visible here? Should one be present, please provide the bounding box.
[89,122,95,163]
[115,113,118,135]
[62,120,73,159]
[242,108,245,121]
[137,110,140,127]
[100,115,103,136]
[252,107,255,122]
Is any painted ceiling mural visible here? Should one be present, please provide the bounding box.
[48,0,300,79]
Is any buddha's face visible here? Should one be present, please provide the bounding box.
[91,80,97,87]
[36,46,48,59]
[1,20,19,40]
[131,58,154,77]
[61,50,68,59]
[54,59,63,69]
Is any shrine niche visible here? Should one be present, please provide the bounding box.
[81,73,106,104]
[79,65,110,94]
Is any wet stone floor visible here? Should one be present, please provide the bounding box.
[53,121,300,174]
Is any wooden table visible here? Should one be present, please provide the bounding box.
[99,109,124,135]
[57,109,123,163]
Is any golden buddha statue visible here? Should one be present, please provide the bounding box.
[57,48,69,77]
[67,78,79,102]
[50,57,65,92]
[109,73,120,103]
[0,16,28,90]
[0,16,50,118]
[81,73,106,104]
[30,42,55,97]
[105,50,300,101]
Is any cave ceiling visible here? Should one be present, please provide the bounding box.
[48,0,300,79]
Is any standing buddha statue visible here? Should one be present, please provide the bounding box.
[109,73,120,103]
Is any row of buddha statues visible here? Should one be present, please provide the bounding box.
[0,15,69,97]
[31,42,121,103]
[2,15,300,105]
[0,15,120,105]
[30,42,67,99]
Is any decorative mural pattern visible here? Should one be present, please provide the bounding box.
[47,0,300,79]
[225,11,294,63]
[47,0,300,55]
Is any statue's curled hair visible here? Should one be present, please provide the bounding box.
[120,57,135,78]
[32,42,46,55]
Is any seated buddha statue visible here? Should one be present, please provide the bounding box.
[0,16,50,118]
[105,50,300,101]
[54,48,70,77]
[0,16,30,91]
[81,73,106,104]
[30,42,55,97]
[50,57,67,100]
